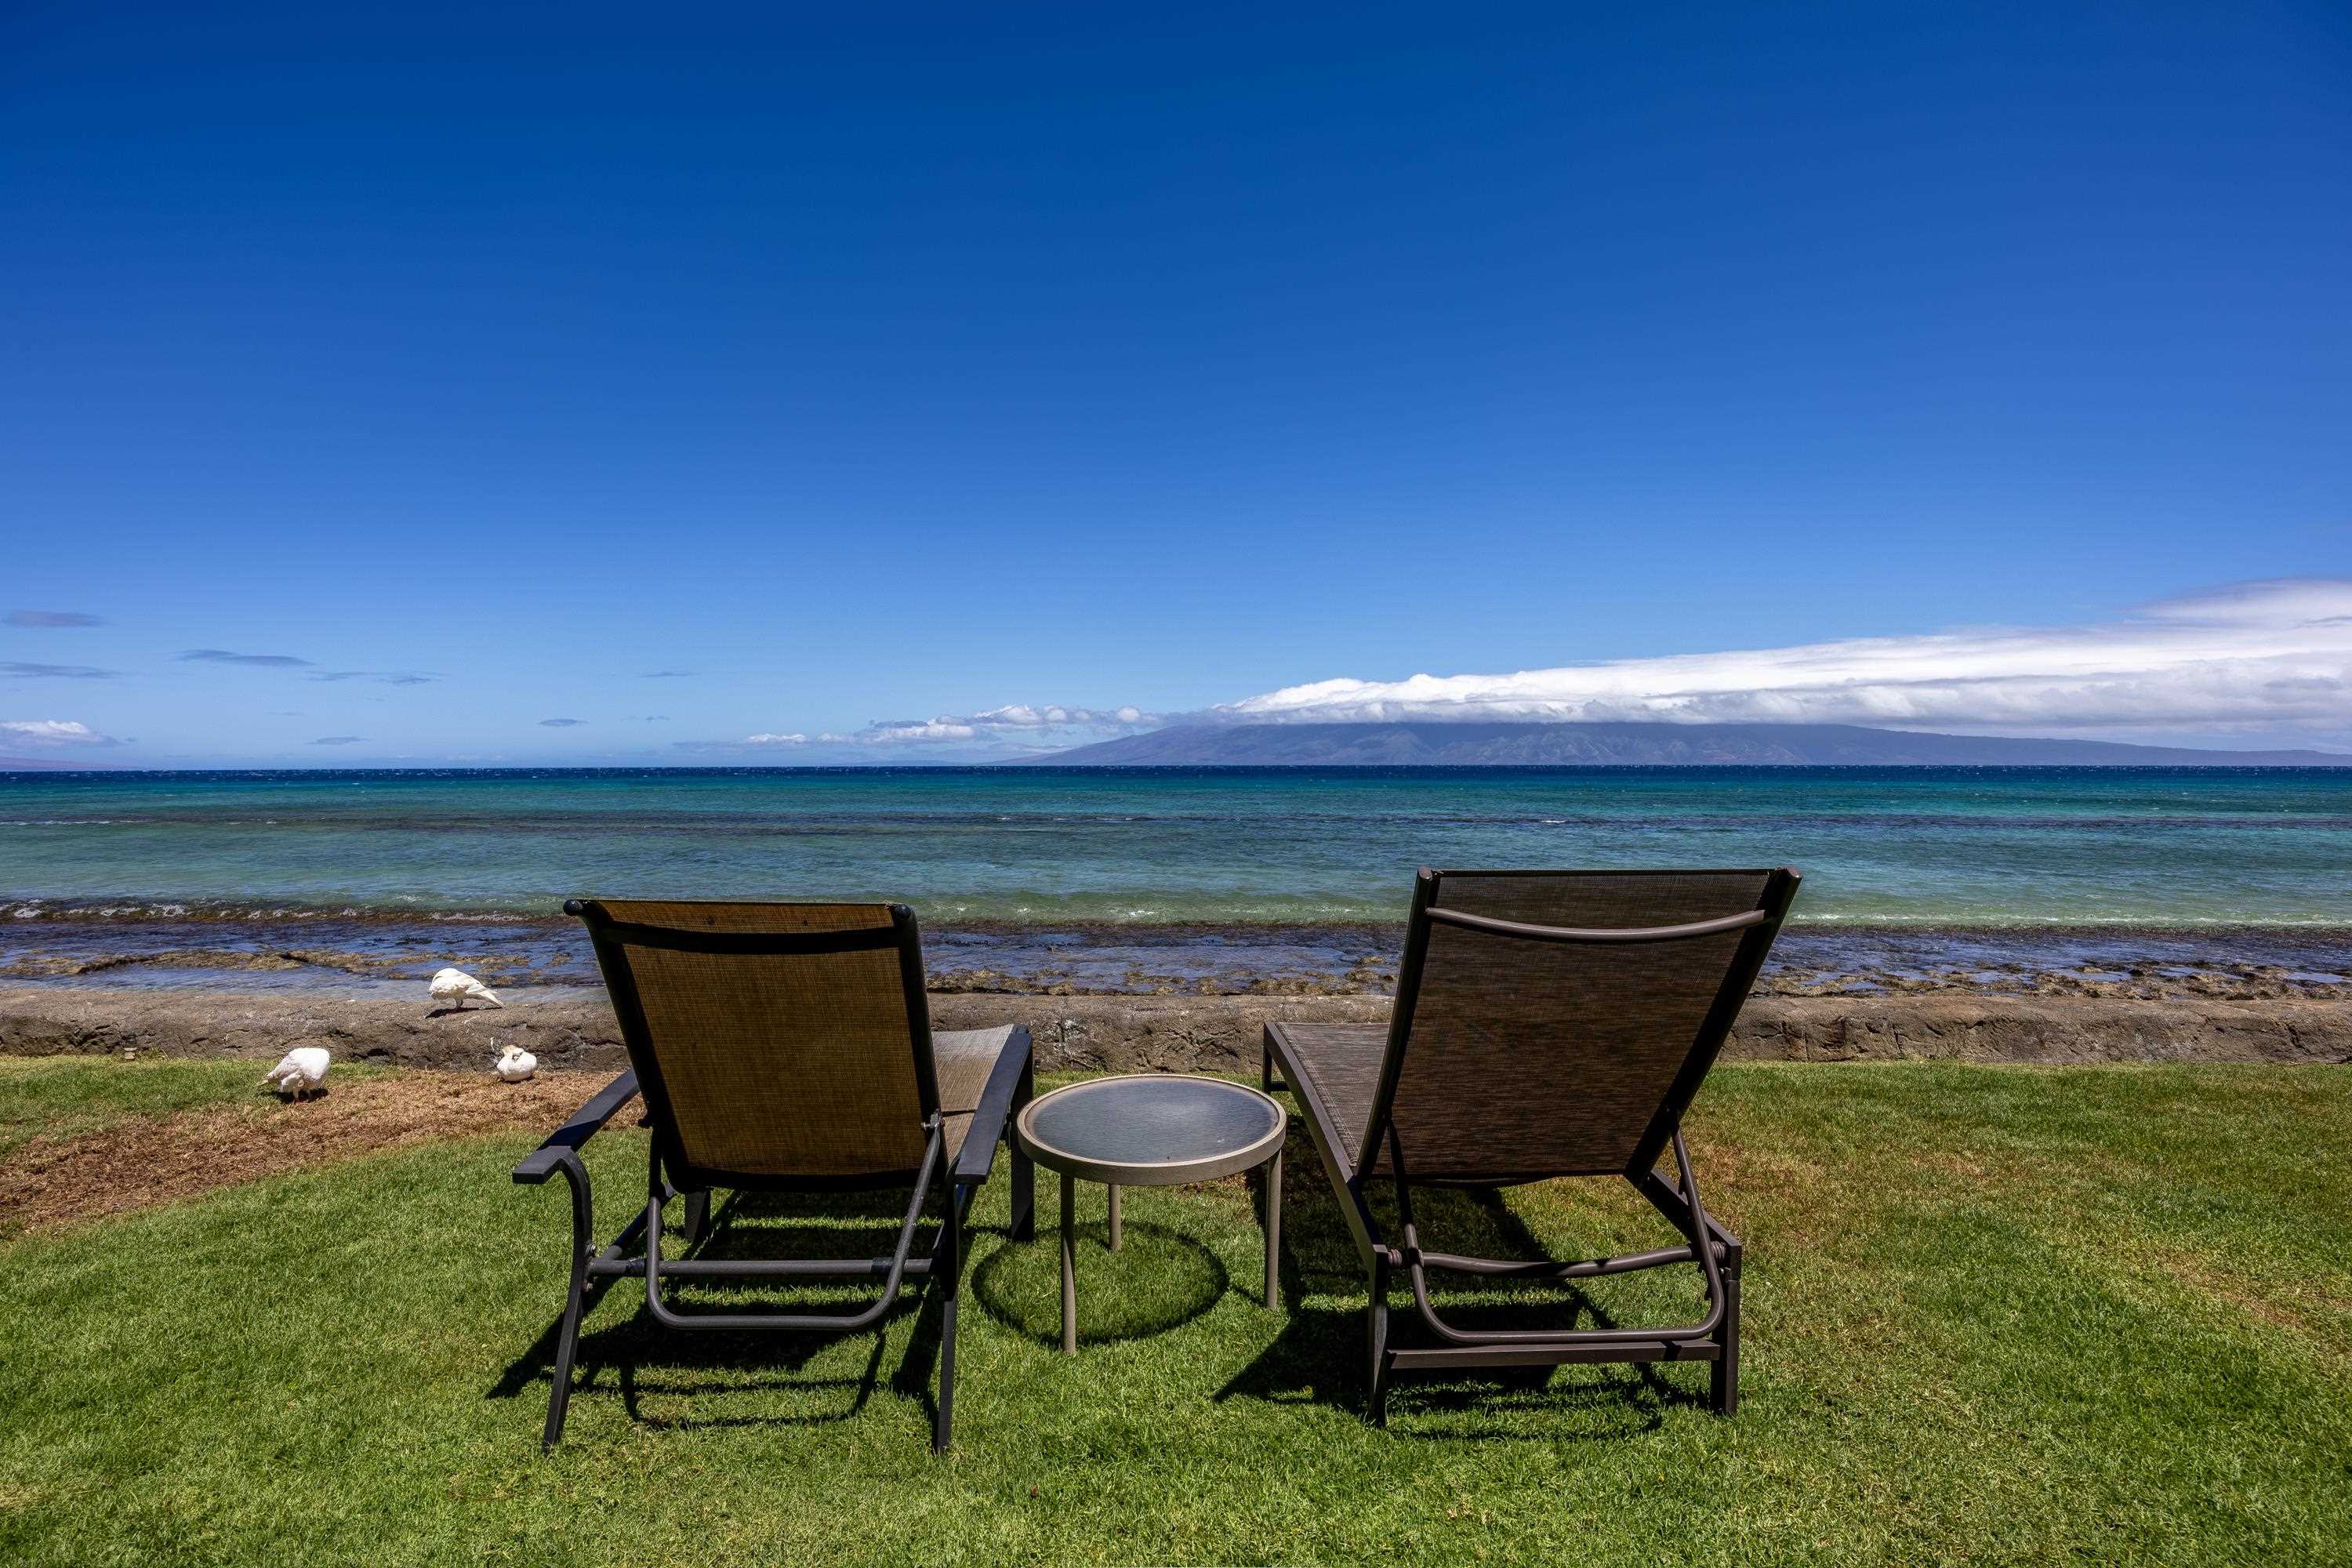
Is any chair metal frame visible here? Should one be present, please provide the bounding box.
[1265,866,1800,1424]
[513,899,1034,1454]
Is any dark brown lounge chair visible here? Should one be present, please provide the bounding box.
[1265,866,1799,1424]
[513,899,1034,1454]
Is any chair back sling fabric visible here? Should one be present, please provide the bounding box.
[521,898,1036,1454]
[1369,869,1793,1185]
[1266,865,1800,1424]
[572,898,938,1188]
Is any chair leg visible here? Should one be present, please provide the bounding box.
[1263,1147,1282,1310]
[681,1189,711,1249]
[542,1260,589,1451]
[540,1166,602,1453]
[1009,1058,1036,1243]
[933,1185,963,1454]
[1365,1256,1390,1428]
[1710,1248,1742,1416]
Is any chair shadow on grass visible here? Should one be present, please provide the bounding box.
[970,1217,1229,1349]
[486,1186,970,1437]
[1214,1127,1707,1440]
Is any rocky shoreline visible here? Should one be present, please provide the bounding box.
[10,912,2352,1006]
[2,983,2345,1076]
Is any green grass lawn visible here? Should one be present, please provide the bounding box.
[2,1061,2347,1566]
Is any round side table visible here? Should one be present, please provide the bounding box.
[1012,1073,1287,1354]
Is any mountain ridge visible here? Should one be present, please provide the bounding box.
[0,755,115,771]
[1040,721,2352,767]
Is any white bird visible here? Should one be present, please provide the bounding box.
[260,1046,331,1099]
[493,1043,538,1083]
[430,966,503,1011]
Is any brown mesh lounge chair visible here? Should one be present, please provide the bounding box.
[1264,866,1799,1424]
[511,899,1033,1454]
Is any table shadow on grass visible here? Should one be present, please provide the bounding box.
[1218,1133,1711,1439]
[971,1218,1230,1348]
[486,1186,955,1438]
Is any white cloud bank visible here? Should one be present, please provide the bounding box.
[673,579,2352,760]
[822,705,1156,748]
[1216,579,2352,740]
[1,719,119,746]
[679,705,1158,756]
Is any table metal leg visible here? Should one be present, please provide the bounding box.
[1264,1147,1282,1309]
[1060,1171,1077,1356]
[1107,1182,1121,1251]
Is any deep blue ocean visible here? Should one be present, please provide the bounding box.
[4,767,2348,993]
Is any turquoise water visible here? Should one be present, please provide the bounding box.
[5,765,2350,927]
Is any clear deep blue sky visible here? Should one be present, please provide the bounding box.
[2,2,2347,763]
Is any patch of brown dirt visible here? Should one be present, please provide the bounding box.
[0,1070,622,1235]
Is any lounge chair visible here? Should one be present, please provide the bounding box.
[512,899,1034,1453]
[1264,866,1799,1424]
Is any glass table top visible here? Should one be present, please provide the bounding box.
[1019,1075,1284,1173]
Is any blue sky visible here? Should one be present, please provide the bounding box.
[3,2,2347,763]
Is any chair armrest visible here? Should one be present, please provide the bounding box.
[952,1025,1033,1186]
[511,1069,641,1184]
[513,1144,585,1185]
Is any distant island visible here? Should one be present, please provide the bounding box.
[1042,721,2352,767]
